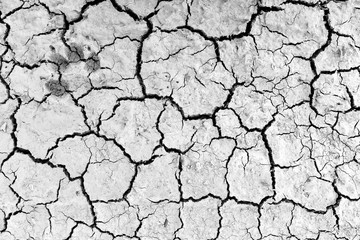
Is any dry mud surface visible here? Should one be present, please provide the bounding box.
[1,0,360,239]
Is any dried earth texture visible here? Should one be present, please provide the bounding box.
[0,0,360,239]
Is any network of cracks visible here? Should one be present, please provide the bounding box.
[0,0,360,239]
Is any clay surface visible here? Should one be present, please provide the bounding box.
[0,0,359,239]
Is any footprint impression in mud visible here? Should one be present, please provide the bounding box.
[85,50,101,72]
[45,43,101,97]
[48,43,101,72]
[66,43,85,62]
[45,80,69,97]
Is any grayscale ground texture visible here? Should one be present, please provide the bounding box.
[1,0,360,239]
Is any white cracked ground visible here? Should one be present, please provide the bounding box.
[0,0,360,239]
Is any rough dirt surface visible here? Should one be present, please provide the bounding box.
[0,0,360,239]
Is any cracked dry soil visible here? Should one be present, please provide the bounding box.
[1,0,360,239]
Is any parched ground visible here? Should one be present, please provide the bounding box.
[0,0,360,239]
